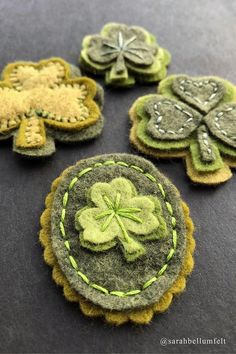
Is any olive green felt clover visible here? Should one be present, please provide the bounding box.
[40,153,195,325]
[129,75,236,184]
[79,23,171,87]
[0,57,104,157]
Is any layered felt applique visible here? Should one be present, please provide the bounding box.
[79,23,171,87]
[40,154,195,325]
[0,58,104,157]
[129,75,236,184]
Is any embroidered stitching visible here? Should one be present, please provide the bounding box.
[0,59,100,152]
[179,79,219,106]
[197,125,215,161]
[76,177,166,262]
[59,160,178,297]
[214,106,236,140]
[0,83,89,130]
[153,100,194,134]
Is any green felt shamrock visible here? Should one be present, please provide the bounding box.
[75,177,167,262]
[80,23,171,87]
[130,75,236,184]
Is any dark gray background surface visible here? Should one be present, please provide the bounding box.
[0,0,235,353]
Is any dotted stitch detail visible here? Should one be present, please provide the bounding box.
[24,115,43,145]
[197,126,214,159]
[179,79,219,106]
[214,106,236,140]
[59,160,178,297]
[153,100,194,135]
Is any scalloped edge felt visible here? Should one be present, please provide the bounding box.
[39,165,195,325]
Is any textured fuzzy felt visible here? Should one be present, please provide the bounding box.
[39,153,194,314]
[129,75,236,185]
[79,22,171,87]
[40,164,195,325]
[0,58,104,157]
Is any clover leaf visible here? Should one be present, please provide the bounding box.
[132,75,236,182]
[80,23,171,86]
[0,58,101,157]
[75,177,167,262]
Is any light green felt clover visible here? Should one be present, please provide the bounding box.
[79,23,171,87]
[75,177,167,262]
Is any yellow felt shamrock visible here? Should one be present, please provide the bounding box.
[0,58,103,157]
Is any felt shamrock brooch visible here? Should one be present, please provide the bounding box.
[0,58,104,157]
[40,153,195,325]
[79,23,171,87]
[129,75,236,184]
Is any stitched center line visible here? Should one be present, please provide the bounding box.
[179,79,219,105]
[59,160,178,297]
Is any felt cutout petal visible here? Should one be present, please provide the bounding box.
[0,86,25,133]
[78,208,120,245]
[123,196,160,235]
[89,177,135,209]
[4,59,68,89]
[87,36,118,65]
[89,182,115,209]
[172,75,226,113]
[145,95,203,141]
[110,177,136,203]
[204,103,236,148]
[101,23,149,42]
[126,48,169,76]
[123,43,156,66]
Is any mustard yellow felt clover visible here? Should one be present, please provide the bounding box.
[130,75,236,185]
[40,153,195,325]
[79,23,171,87]
[0,58,104,157]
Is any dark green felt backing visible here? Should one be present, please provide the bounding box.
[50,154,187,311]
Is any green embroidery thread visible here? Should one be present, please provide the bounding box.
[75,177,165,261]
[59,160,177,297]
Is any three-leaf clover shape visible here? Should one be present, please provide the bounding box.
[75,177,167,262]
[132,75,236,180]
[0,58,101,156]
[80,23,170,86]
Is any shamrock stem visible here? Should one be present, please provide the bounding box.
[115,214,145,260]
[196,125,216,162]
[114,53,126,74]
[15,115,46,149]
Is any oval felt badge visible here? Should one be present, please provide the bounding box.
[40,153,195,325]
